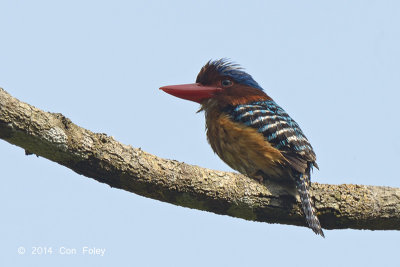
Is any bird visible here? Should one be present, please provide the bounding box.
[160,59,324,237]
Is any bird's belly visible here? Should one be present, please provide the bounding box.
[206,114,290,181]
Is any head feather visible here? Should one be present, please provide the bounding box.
[196,58,263,91]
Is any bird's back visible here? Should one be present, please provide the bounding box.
[205,98,317,181]
[204,97,324,237]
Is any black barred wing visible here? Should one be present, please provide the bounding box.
[225,100,317,173]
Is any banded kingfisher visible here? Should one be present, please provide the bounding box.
[160,59,324,237]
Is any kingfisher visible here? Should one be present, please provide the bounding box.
[160,59,324,237]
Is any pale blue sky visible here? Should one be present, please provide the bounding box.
[1,1,399,266]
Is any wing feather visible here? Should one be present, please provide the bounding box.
[225,100,316,173]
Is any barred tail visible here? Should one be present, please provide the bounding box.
[296,174,325,237]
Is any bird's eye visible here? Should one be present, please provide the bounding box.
[221,79,233,87]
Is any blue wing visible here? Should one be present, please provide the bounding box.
[224,100,317,173]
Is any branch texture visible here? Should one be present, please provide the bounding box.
[0,87,399,231]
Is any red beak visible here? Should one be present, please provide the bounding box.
[160,83,222,103]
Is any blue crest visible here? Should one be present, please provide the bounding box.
[209,59,264,91]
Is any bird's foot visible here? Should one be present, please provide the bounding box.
[254,175,264,184]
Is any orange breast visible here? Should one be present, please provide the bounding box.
[206,109,290,181]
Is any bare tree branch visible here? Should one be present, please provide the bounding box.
[0,87,399,231]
